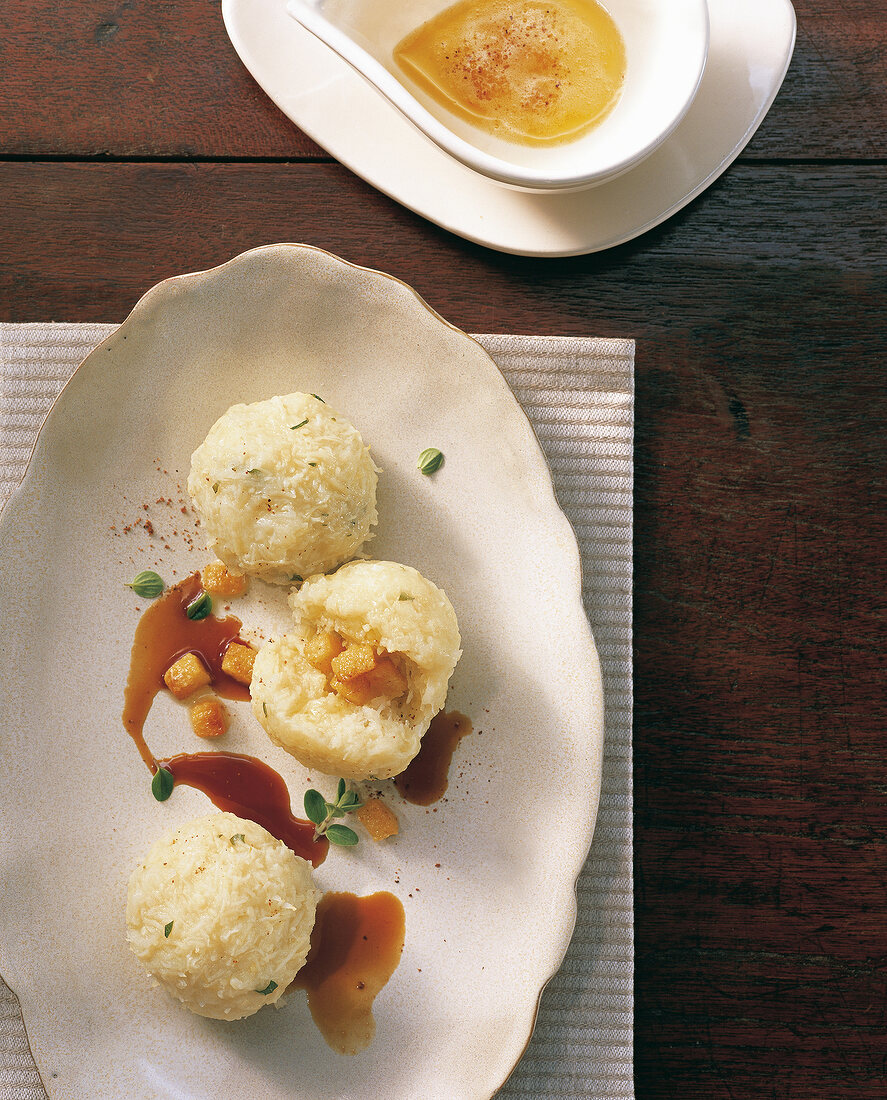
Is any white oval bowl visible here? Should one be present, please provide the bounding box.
[287,0,709,191]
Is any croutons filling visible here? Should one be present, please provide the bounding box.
[304,630,408,706]
[201,560,249,598]
[189,697,230,738]
[356,797,400,841]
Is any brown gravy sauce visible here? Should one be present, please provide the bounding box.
[292,891,406,1054]
[395,710,473,805]
[123,572,249,768]
[161,751,328,867]
[122,572,326,864]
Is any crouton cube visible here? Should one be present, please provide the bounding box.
[201,560,248,598]
[330,675,376,706]
[221,642,257,685]
[356,798,399,841]
[189,696,229,738]
[330,642,376,681]
[361,655,408,699]
[331,653,408,706]
[304,630,344,677]
[164,652,211,700]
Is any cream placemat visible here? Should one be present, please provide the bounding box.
[0,324,634,1100]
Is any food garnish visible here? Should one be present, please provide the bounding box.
[304,779,362,846]
[164,652,212,699]
[417,447,444,475]
[356,797,400,841]
[163,921,174,938]
[185,591,213,621]
[189,696,229,738]
[220,642,256,685]
[201,561,248,598]
[152,766,174,802]
[125,570,165,599]
[290,419,309,430]
[256,980,278,996]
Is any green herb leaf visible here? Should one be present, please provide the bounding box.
[164,921,174,938]
[308,462,317,467]
[326,824,359,847]
[290,419,309,430]
[229,834,245,845]
[304,780,362,843]
[290,574,303,584]
[212,482,220,494]
[247,468,263,476]
[256,980,278,996]
[152,766,174,802]
[262,702,268,717]
[398,592,414,602]
[304,788,327,826]
[311,394,325,403]
[185,591,212,621]
[417,447,444,475]
[125,570,165,599]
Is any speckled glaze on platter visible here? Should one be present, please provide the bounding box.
[0,245,603,1099]
[222,0,796,256]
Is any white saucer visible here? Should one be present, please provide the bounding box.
[222,0,796,257]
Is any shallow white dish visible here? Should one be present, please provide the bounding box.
[0,245,604,1100]
[286,0,709,191]
[223,0,795,255]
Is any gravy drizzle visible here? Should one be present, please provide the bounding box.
[122,572,326,864]
[395,710,473,805]
[292,891,406,1054]
[123,572,248,768]
[161,750,327,866]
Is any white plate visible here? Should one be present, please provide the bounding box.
[222,0,796,256]
[0,245,603,1100]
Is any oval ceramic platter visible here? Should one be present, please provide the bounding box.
[0,245,603,1100]
[222,0,795,256]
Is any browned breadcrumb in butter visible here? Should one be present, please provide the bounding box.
[201,560,248,598]
[357,798,399,841]
[164,653,211,700]
[221,642,257,685]
[189,696,229,738]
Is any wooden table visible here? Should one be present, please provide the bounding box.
[2,2,885,1096]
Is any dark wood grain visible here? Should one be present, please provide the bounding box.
[1,0,886,1096]
[1,161,884,323]
[0,1,885,159]
[0,0,322,157]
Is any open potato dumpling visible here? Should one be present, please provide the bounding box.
[251,560,461,780]
[187,392,378,584]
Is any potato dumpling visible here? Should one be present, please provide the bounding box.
[251,561,461,780]
[126,813,320,1021]
[188,393,378,584]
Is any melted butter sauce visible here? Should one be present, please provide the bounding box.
[292,891,406,1054]
[394,0,626,145]
[395,710,472,805]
